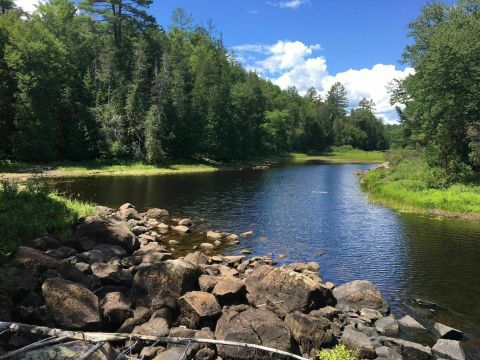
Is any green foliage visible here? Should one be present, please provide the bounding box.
[0,179,96,253]
[0,0,389,164]
[317,345,357,360]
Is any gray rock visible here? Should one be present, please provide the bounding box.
[46,246,77,259]
[434,322,463,340]
[12,246,58,275]
[173,225,190,234]
[101,291,132,328]
[153,347,184,360]
[198,275,218,292]
[212,276,246,305]
[432,339,465,360]
[215,306,293,360]
[132,225,148,235]
[284,311,333,355]
[360,308,383,321]
[333,280,389,314]
[340,326,375,359]
[42,277,101,330]
[399,315,426,330]
[379,336,432,360]
[375,315,399,337]
[146,208,169,219]
[133,317,169,337]
[185,252,210,266]
[310,306,340,320]
[376,346,402,359]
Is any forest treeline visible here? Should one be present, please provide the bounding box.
[0,0,390,163]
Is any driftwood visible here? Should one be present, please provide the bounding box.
[0,321,309,360]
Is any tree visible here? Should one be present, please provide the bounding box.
[326,82,348,142]
[0,0,15,13]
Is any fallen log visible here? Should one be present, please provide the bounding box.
[0,321,308,360]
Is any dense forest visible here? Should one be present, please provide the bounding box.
[0,0,389,163]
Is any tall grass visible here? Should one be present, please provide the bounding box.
[0,180,96,253]
[362,153,480,216]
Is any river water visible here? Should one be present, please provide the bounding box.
[54,162,480,356]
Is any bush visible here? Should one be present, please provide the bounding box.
[0,179,96,254]
[317,345,357,360]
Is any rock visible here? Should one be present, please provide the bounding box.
[12,246,58,275]
[92,244,128,260]
[133,317,169,337]
[91,263,132,285]
[215,306,293,360]
[284,311,333,355]
[168,240,179,246]
[55,261,99,289]
[185,251,210,266]
[194,347,216,360]
[142,252,174,263]
[140,346,166,359]
[240,249,252,255]
[360,308,383,321]
[226,234,240,242]
[212,277,246,305]
[32,237,48,251]
[146,208,169,219]
[432,339,465,360]
[245,264,335,317]
[118,307,153,332]
[21,341,116,360]
[210,255,223,263]
[132,260,200,308]
[132,225,148,235]
[119,207,139,221]
[223,255,246,265]
[198,275,218,292]
[333,280,389,314]
[310,306,339,320]
[179,219,192,226]
[75,262,91,273]
[134,242,168,256]
[79,237,96,251]
[340,326,375,359]
[206,231,222,240]
[101,291,132,328]
[379,336,432,360]
[119,203,135,211]
[0,296,13,321]
[240,231,254,238]
[46,246,77,259]
[434,322,464,340]
[75,215,138,252]
[173,225,190,234]
[375,315,399,337]
[153,347,184,360]
[376,346,402,359]
[77,250,105,264]
[199,243,215,251]
[178,291,222,329]
[42,277,101,330]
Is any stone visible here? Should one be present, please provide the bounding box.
[340,326,375,359]
[210,255,223,262]
[140,346,165,360]
[12,246,58,275]
[77,250,105,264]
[132,260,200,308]
[21,341,116,360]
[434,322,464,340]
[75,215,138,252]
[173,225,190,234]
[240,249,252,255]
[245,264,335,317]
[132,225,148,235]
[119,203,135,211]
[376,346,402,359]
[333,280,389,314]
[55,261,99,290]
[134,242,168,256]
[284,311,334,355]
[379,336,432,360]
[0,296,13,321]
[32,237,48,251]
[240,231,254,238]
[179,219,192,226]
[215,306,293,360]
[206,231,222,240]
[212,276,246,305]
[375,315,399,337]
[360,308,383,321]
[226,234,240,242]
[199,243,215,251]
[168,240,179,246]
[75,262,91,274]
[178,291,222,329]
[133,317,169,337]
[42,277,101,330]
[432,339,465,360]
[101,291,132,328]
[79,237,96,251]
[194,347,216,360]
[153,347,184,360]
[142,252,173,263]
[146,208,169,219]
[93,244,128,260]
[119,207,140,221]
[223,255,246,265]
[198,275,218,292]
[184,251,209,266]
[310,306,340,320]
[46,246,77,259]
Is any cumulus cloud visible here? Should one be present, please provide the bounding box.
[268,0,311,9]
[15,0,40,13]
[232,40,414,123]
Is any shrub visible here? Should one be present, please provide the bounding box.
[317,345,357,360]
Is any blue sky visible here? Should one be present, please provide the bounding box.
[16,0,454,121]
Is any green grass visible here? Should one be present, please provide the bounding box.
[317,345,357,360]
[290,148,385,163]
[362,157,480,218]
[0,180,96,254]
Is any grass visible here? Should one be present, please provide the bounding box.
[317,345,357,360]
[362,155,480,219]
[0,150,384,180]
[0,180,96,254]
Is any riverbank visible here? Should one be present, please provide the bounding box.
[361,157,480,221]
[0,149,384,181]
[0,202,467,360]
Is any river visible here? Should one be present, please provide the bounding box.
[54,162,480,356]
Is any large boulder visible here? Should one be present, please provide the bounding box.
[214,306,294,360]
[245,265,334,317]
[75,215,138,252]
[12,246,58,275]
[340,326,376,359]
[132,260,200,308]
[42,277,101,330]
[178,291,222,329]
[212,276,246,305]
[432,339,465,360]
[333,280,389,314]
[284,311,334,355]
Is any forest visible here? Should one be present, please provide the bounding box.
[0,0,390,163]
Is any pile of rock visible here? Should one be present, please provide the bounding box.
[0,204,467,359]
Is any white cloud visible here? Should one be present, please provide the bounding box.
[268,0,311,9]
[232,40,413,123]
[249,9,259,15]
[15,0,40,13]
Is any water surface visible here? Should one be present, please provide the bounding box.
[54,163,480,356]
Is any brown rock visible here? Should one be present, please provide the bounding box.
[101,291,132,328]
[173,225,190,234]
[133,317,169,337]
[146,208,169,219]
[340,326,376,359]
[12,246,58,275]
[212,277,246,305]
[198,275,218,292]
[178,291,222,329]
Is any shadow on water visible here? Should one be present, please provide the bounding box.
[54,163,480,357]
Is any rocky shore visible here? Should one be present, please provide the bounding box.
[0,203,468,359]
